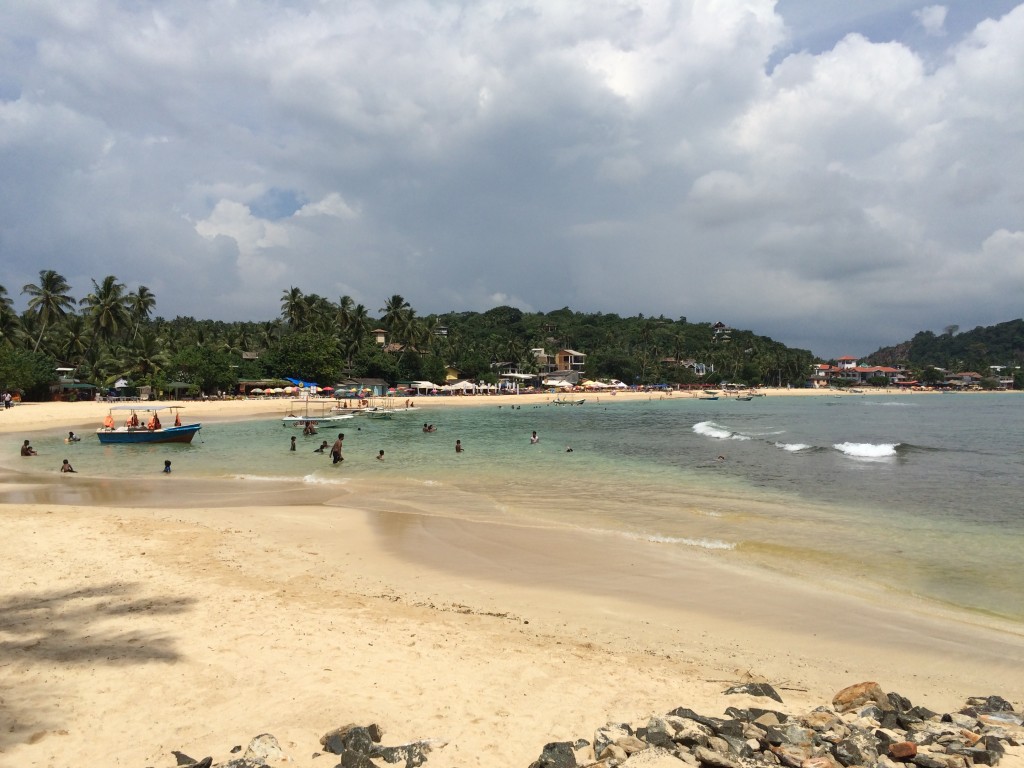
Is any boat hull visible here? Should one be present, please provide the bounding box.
[96,424,201,444]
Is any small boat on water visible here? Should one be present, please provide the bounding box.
[552,397,585,405]
[97,406,201,444]
[282,399,356,429]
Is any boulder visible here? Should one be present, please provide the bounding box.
[832,682,889,713]
[243,733,289,764]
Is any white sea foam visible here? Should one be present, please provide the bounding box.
[229,473,310,483]
[774,442,812,452]
[692,421,751,441]
[833,442,899,458]
[640,533,735,550]
[302,474,350,485]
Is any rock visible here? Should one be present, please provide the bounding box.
[373,740,437,768]
[617,735,650,755]
[964,696,1015,713]
[832,682,888,713]
[642,716,677,750]
[594,723,634,757]
[888,741,918,760]
[693,745,741,768]
[598,743,628,762]
[320,724,383,755]
[722,683,784,703]
[621,746,690,766]
[670,720,714,749]
[801,757,840,768]
[243,733,289,764]
[528,741,577,768]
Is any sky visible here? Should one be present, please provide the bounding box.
[1,1,1022,358]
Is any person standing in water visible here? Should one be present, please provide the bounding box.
[530,431,539,444]
[455,439,464,453]
[331,433,345,464]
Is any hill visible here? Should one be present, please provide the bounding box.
[863,319,1024,371]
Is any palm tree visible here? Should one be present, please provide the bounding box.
[22,269,76,352]
[281,287,307,328]
[0,284,20,348]
[341,304,372,366]
[334,295,355,335]
[127,285,156,340]
[80,275,130,349]
[53,314,92,364]
[380,294,411,332]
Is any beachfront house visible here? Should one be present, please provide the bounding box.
[532,348,556,375]
[554,349,587,373]
[811,358,910,387]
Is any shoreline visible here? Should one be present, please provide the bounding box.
[2,396,1022,767]
[0,385,1001,437]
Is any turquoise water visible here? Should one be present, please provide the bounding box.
[11,393,1024,622]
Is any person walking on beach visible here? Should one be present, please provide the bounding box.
[60,459,76,473]
[455,439,464,453]
[163,460,172,473]
[20,439,37,456]
[331,433,345,464]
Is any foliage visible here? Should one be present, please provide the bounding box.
[865,319,1024,374]
[0,347,57,398]
[3,271,823,400]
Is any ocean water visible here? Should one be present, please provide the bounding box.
[13,393,1024,623]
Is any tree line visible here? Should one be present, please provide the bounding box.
[1,269,817,400]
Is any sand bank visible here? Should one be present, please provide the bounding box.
[2,397,1022,767]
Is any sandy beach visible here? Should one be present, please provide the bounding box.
[2,392,1022,768]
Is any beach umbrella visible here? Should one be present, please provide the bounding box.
[250,387,264,394]
[322,386,334,391]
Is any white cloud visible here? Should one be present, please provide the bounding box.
[2,1,1023,356]
[294,193,359,220]
[914,6,948,36]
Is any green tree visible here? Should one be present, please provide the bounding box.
[0,347,57,399]
[80,275,130,349]
[261,331,342,386]
[127,285,157,340]
[280,287,307,328]
[22,269,76,352]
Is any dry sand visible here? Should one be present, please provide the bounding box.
[2,392,1022,767]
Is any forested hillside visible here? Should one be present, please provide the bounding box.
[863,319,1024,372]
[1,270,814,399]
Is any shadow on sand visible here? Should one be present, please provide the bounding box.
[0,582,196,751]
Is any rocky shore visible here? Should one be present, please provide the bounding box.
[161,682,1021,768]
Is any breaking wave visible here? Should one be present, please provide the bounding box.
[833,442,900,459]
[692,421,752,441]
